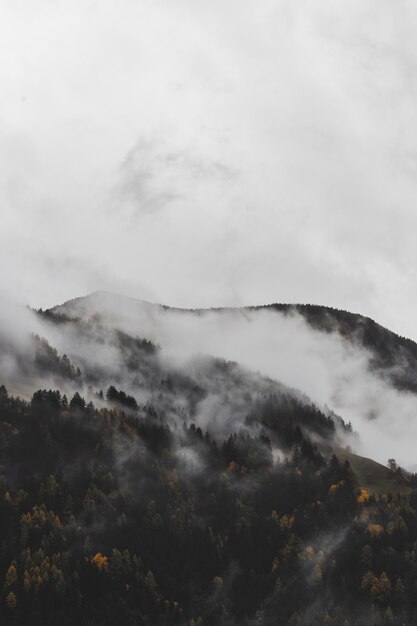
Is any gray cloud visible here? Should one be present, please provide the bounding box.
[1,0,417,340]
[112,137,237,218]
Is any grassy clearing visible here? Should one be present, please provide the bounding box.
[334,447,413,496]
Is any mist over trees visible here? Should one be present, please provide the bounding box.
[3,294,417,623]
[3,0,417,621]
[0,381,415,625]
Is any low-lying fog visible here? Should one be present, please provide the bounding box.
[2,290,417,468]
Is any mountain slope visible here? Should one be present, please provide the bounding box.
[262,303,417,393]
[36,302,350,450]
[49,291,417,394]
[0,292,416,624]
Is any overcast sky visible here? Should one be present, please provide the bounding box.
[2,0,417,337]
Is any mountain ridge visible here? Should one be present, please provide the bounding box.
[48,290,417,394]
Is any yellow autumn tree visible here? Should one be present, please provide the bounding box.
[279,515,295,530]
[91,552,108,571]
[5,563,17,587]
[6,591,16,610]
[366,524,383,539]
[357,489,369,504]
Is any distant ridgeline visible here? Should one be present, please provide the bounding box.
[254,303,417,394]
[189,301,417,395]
[0,380,415,626]
[162,300,417,394]
[41,295,417,394]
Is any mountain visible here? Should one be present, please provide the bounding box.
[50,291,417,393]
[36,292,350,450]
[263,303,417,393]
[2,291,417,624]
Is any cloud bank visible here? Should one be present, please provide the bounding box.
[1,1,417,339]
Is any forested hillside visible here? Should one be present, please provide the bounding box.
[50,292,417,395]
[0,384,416,626]
[0,295,416,624]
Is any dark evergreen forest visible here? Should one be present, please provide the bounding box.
[0,382,415,626]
